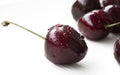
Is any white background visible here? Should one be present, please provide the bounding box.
[0,0,119,75]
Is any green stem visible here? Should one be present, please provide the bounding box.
[2,20,45,40]
[105,22,120,28]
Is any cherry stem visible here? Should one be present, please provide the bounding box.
[105,22,120,28]
[1,20,46,40]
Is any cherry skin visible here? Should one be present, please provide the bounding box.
[114,38,120,64]
[99,0,120,8]
[78,10,112,40]
[2,21,88,65]
[99,0,117,8]
[72,0,101,21]
[104,5,120,33]
[45,24,88,64]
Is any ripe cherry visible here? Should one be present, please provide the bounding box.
[114,38,120,64]
[71,0,101,21]
[78,10,113,40]
[104,5,120,34]
[45,24,88,64]
[2,21,88,64]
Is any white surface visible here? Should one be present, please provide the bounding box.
[0,0,119,75]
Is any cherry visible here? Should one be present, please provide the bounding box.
[104,5,120,33]
[114,38,120,64]
[45,24,88,64]
[78,10,113,40]
[2,21,88,64]
[71,0,101,21]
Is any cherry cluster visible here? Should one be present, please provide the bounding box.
[72,0,120,64]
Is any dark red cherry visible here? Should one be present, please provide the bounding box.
[72,0,101,21]
[104,5,120,33]
[45,24,88,64]
[78,10,112,40]
[114,38,120,64]
[99,0,117,7]
[2,21,88,65]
